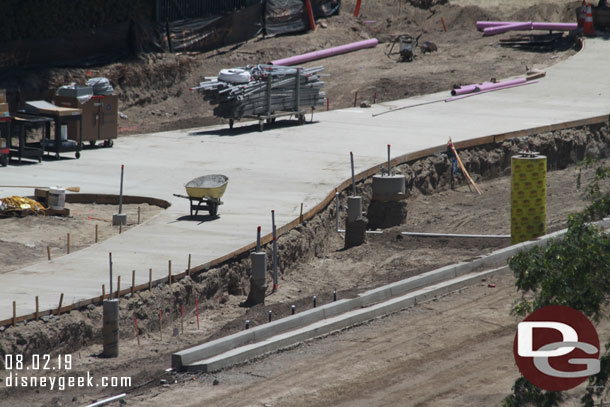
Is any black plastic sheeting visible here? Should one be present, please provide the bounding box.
[265,0,306,35]
[264,0,341,35]
[311,0,341,18]
[0,20,165,71]
[0,0,340,70]
[167,3,263,53]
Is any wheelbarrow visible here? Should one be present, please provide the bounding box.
[173,174,228,218]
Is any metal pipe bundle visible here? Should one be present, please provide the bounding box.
[192,65,327,119]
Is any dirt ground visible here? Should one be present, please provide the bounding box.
[2,0,580,136]
[0,203,163,274]
[0,155,605,407]
[128,270,610,407]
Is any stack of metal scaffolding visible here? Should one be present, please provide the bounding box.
[192,65,326,120]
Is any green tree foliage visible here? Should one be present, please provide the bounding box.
[504,161,610,407]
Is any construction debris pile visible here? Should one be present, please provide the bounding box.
[192,65,327,120]
[0,196,45,216]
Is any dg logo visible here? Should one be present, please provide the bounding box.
[513,305,600,391]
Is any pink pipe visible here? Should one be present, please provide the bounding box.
[451,78,526,96]
[451,82,492,96]
[445,80,537,102]
[476,21,521,30]
[483,22,533,36]
[271,39,379,66]
[478,77,527,91]
[531,22,577,31]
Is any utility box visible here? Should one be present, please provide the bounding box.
[53,94,117,147]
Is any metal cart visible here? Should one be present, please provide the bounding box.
[22,101,83,160]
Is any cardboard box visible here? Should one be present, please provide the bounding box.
[0,89,5,103]
[0,103,9,116]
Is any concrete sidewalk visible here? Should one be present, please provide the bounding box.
[1,39,609,320]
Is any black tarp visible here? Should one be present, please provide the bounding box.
[264,0,340,35]
[0,19,165,71]
[265,0,307,35]
[311,0,341,18]
[0,23,130,70]
[168,3,263,52]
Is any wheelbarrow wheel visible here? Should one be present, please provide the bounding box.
[209,201,218,217]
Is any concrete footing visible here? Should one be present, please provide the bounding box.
[345,196,367,248]
[102,299,119,358]
[241,252,267,307]
[367,175,407,229]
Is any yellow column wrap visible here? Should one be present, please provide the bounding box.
[511,154,547,244]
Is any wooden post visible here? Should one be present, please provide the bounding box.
[159,309,163,340]
[354,91,358,107]
[300,203,304,223]
[117,275,121,298]
[131,270,135,295]
[181,305,184,335]
[47,246,51,261]
[56,293,64,315]
[102,284,105,300]
[187,254,191,276]
[149,268,152,290]
[119,223,122,234]
[95,224,98,243]
[168,260,172,285]
[441,17,447,32]
[134,316,140,346]
[12,301,16,327]
[196,298,200,330]
[137,207,141,224]
[67,233,70,254]
[35,296,39,321]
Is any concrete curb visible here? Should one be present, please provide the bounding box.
[184,266,508,373]
[171,216,610,371]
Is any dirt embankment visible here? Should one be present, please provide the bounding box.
[0,0,580,135]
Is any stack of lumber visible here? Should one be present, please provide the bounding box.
[192,65,326,119]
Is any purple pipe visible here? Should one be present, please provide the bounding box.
[271,39,379,66]
[445,80,538,102]
[531,22,577,31]
[478,78,527,92]
[483,22,533,36]
[451,78,526,96]
[476,21,521,30]
[451,82,491,96]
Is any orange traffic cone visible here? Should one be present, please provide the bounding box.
[578,0,587,28]
[583,4,595,36]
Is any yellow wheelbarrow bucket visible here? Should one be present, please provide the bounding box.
[184,174,229,200]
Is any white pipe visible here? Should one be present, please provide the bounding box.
[401,232,510,238]
[84,393,127,407]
